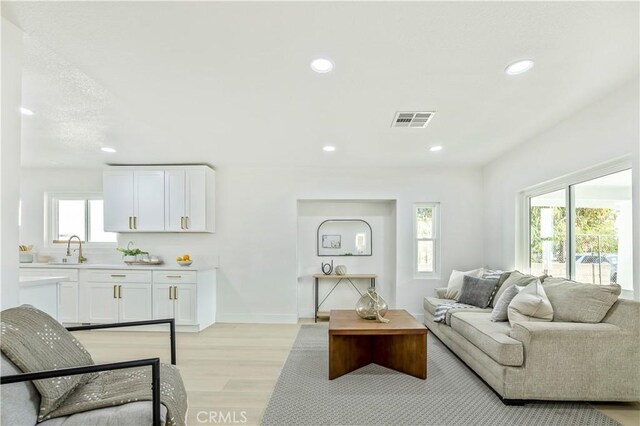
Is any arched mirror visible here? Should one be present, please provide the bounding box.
[317,219,372,256]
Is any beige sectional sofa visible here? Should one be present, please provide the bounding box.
[423,287,640,403]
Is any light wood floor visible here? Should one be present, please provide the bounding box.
[74,322,639,426]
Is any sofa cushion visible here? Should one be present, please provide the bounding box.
[450,312,524,366]
[424,297,490,324]
[508,280,554,325]
[543,277,621,323]
[424,297,455,316]
[39,401,168,426]
[457,275,499,308]
[444,268,484,300]
[0,305,96,421]
[1,353,40,426]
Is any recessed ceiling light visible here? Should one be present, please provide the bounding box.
[505,59,534,75]
[323,145,336,152]
[20,107,34,115]
[429,146,443,152]
[311,58,334,73]
[101,147,116,153]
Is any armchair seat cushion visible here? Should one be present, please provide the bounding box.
[1,354,40,426]
[450,312,524,366]
[39,401,168,426]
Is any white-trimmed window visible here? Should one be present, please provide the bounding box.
[519,160,633,293]
[47,193,117,246]
[414,203,440,278]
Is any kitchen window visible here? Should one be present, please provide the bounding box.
[47,193,117,245]
[521,163,633,293]
[414,203,440,278]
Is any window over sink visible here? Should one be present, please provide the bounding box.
[47,193,117,246]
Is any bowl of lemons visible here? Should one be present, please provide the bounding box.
[176,254,192,266]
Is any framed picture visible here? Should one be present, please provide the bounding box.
[322,234,342,249]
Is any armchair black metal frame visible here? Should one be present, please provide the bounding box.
[1,318,176,426]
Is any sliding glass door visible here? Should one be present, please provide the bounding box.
[528,169,632,291]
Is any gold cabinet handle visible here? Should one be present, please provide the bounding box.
[169,286,173,300]
[113,285,117,299]
[180,217,183,230]
[133,216,137,229]
[128,216,132,230]
[174,286,178,300]
[184,216,188,230]
[166,275,182,278]
[118,285,122,298]
[111,274,126,278]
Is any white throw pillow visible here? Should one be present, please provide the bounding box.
[445,268,484,300]
[507,280,553,325]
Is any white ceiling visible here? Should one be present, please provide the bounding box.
[4,1,639,169]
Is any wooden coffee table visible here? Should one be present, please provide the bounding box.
[328,309,427,380]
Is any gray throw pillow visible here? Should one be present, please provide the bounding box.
[490,284,521,322]
[457,275,499,308]
[0,305,96,421]
[543,277,621,323]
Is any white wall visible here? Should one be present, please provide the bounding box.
[19,165,485,321]
[482,78,640,298]
[297,200,396,318]
[1,18,23,309]
[20,168,106,258]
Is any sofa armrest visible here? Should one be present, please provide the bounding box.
[435,288,448,298]
[509,321,640,400]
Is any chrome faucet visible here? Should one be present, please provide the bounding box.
[66,235,87,263]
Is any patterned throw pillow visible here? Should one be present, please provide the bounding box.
[0,305,96,421]
[457,275,499,308]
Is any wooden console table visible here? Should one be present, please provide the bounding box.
[312,274,376,322]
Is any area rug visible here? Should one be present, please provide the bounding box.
[261,324,620,426]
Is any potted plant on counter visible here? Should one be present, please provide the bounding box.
[116,241,149,264]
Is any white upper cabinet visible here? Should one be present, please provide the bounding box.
[165,167,214,232]
[134,170,165,231]
[165,170,186,232]
[104,165,214,233]
[103,170,134,232]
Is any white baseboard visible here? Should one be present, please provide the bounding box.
[216,313,298,324]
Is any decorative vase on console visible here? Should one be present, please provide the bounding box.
[335,265,348,275]
[355,288,389,323]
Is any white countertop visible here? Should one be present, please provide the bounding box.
[19,262,218,271]
[19,275,69,287]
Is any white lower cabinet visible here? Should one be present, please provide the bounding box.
[153,283,197,325]
[85,282,120,323]
[59,282,79,323]
[84,282,152,324]
[20,268,79,324]
[75,267,216,331]
[82,270,153,324]
[21,266,215,330]
[119,283,153,322]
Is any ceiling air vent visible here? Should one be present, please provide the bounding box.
[391,111,435,128]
